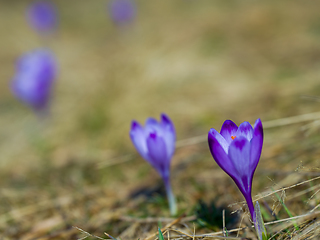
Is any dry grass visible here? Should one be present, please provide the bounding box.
[1,0,320,239]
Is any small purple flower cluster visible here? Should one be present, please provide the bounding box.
[11,1,58,115]
[130,114,264,223]
[12,1,138,114]
[27,0,137,33]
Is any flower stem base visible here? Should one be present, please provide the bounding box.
[163,176,177,216]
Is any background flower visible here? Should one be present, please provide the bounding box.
[27,1,57,34]
[108,0,136,26]
[11,49,57,113]
[130,113,175,179]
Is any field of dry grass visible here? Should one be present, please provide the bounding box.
[1,0,320,239]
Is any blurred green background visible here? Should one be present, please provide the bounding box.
[2,0,320,170]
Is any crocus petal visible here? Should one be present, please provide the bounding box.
[228,136,251,192]
[147,132,168,177]
[250,118,263,171]
[220,120,238,144]
[145,117,158,126]
[236,121,253,141]
[144,117,162,136]
[130,121,150,161]
[160,113,175,160]
[208,129,237,178]
[209,128,229,153]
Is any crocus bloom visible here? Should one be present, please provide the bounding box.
[208,119,263,222]
[108,0,136,26]
[27,1,57,34]
[130,114,177,215]
[11,49,57,114]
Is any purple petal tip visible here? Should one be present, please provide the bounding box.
[222,120,237,127]
[161,113,169,121]
[254,118,263,137]
[131,120,139,129]
[208,128,216,138]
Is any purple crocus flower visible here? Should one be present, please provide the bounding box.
[208,119,263,222]
[130,114,177,215]
[108,0,136,26]
[11,49,57,114]
[27,1,57,34]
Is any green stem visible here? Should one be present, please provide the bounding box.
[163,175,177,216]
[272,188,299,231]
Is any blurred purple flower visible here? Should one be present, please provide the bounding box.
[11,49,57,113]
[108,0,136,25]
[27,1,57,34]
[208,119,263,222]
[130,114,177,215]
